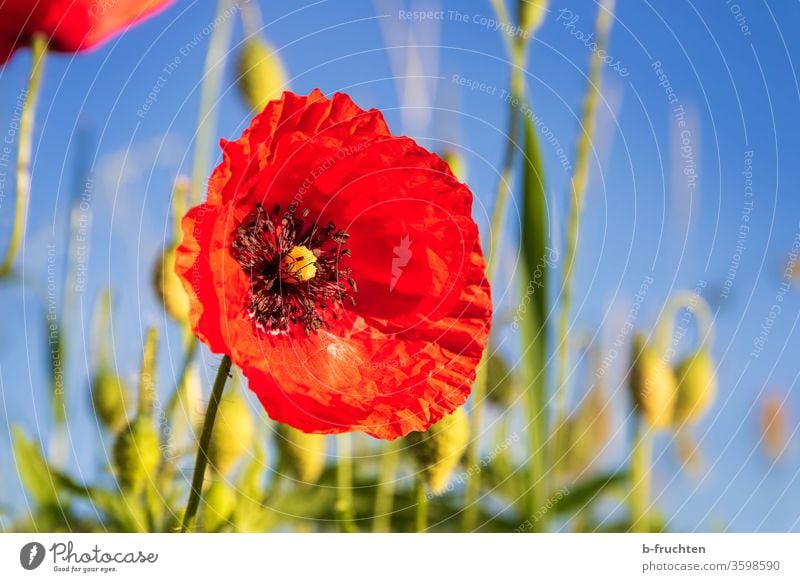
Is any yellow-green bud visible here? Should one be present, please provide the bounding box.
[91,370,129,433]
[236,36,287,113]
[275,424,327,484]
[203,478,237,531]
[113,416,160,494]
[441,149,468,183]
[629,335,676,430]
[519,0,548,36]
[207,388,254,476]
[153,243,190,323]
[673,348,716,425]
[486,352,515,408]
[406,407,469,494]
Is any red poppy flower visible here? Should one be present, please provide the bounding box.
[0,0,171,64]
[176,90,492,440]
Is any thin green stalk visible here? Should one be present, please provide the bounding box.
[629,417,652,532]
[553,0,615,430]
[335,434,357,532]
[180,355,232,532]
[463,12,529,533]
[415,474,428,532]
[191,0,235,203]
[0,34,46,276]
[372,439,400,532]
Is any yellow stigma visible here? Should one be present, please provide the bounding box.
[282,245,318,283]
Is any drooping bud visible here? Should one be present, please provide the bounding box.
[519,0,548,36]
[113,416,161,494]
[405,406,469,494]
[91,369,130,433]
[207,386,255,476]
[203,478,237,532]
[275,423,327,484]
[236,36,287,113]
[629,334,676,430]
[673,348,716,425]
[441,149,468,183]
[153,243,190,323]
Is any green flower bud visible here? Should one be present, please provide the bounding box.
[91,370,129,433]
[673,348,716,425]
[629,335,676,430]
[113,416,160,494]
[236,36,287,113]
[203,478,237,532]
[207,388,254,476]
[406,407,469,494]
[153,243,190,323]
[519,0,548,36]
[276,424,327,484]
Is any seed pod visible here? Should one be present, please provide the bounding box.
[519,0,548,36]
[406,407,469,494]
[236,36,287,113]
[153,243,190,323]
[113,416,161,494]
[207,387,254,476]
[91,369,130,433]
[441,150,468,183]
[203,478,237,531]
[486,352,515,408]
[673,348,716,425]
[275,424,327,484]
[629,335,676,430]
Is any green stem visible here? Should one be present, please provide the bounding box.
[191,0,235,203]
[372,439,400,532]
[553,0,614,436]
[180,355,232,532]
[415,473,428,532]
[629,417,652,532]
[335,434,357,532]
[463,16,529,534]
[0,34,46,277]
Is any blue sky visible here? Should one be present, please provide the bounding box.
[1,0,799,531]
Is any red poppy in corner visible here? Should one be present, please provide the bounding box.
[176,90,492,440]
[0,0,171,64]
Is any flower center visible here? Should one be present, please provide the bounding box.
[230,203,356,335]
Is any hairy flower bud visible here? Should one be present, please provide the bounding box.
[203,478,237,531]
[519,0,548,36]
[673,348,716,425]
[207,388,254,476]
[91,369,129,433]
[406,406,469,494]
[113,416,160,494]
[236,36,287,112]
[629,335,676,430]
[153,243,190,323]
[275,424,327,484]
